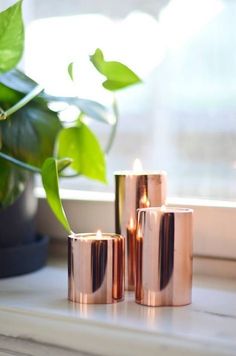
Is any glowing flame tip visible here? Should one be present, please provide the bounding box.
[133,158,143,172]
[128,217,135,230]
[96,230,102,239]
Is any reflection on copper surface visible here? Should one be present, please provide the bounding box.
[136,207,193,307]
[115,171,167,291]
[140,190,150,208]
[68,233,124,304]
[159,213,174,290]
[126,221,136,290]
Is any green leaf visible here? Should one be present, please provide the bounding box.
[90,48,141,91]
[0,102,62,167]
[66,97,113,124]
[57,158,73,172]
[0,155,28,208]
[0,1,24,74]
[57,123,107,183]
[0,69,37,94]
[42,157,71,233]
[0,69,114,124]
[68,62,74,81]
[0,83,22,106]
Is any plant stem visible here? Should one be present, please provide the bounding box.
[0,152,41,173]
[3,85,44,118]
[105,95,119,154]
[0,107,7,121]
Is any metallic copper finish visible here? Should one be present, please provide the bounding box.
[68,233,124,304]
[115,172,167,291]
[136,207,193,307]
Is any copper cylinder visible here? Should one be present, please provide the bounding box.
[136,207,193,307]
[115,171,167,291]
[68,233,124,304]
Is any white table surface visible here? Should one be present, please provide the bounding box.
[0,259,236,356]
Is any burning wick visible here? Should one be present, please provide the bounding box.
[128,217,135,231]
[133,158,143,172]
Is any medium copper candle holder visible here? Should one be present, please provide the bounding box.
[68,232,124,304]
[136,207,193,307]
[115,163,167,291]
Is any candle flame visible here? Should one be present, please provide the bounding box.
[137,226,142,239]
[96,230,102,239]
[128,217,135,230]
[140,192,150,208]
[160,205,166,212]
[133,158,143,172]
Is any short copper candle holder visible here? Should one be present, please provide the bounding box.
[136,207,193,307]
[68,232,124,304]
[115,160,167,291]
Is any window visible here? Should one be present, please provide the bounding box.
[16,0,236,201]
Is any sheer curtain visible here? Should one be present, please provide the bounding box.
[0,0,170,21]
[2,0,236,201]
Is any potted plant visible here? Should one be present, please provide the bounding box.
[0,1,141,277]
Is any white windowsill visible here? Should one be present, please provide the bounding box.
[35,188,236,263]
[0,259,235,356]
[35,187,236,207]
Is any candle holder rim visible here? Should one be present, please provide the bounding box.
[137,206,193,214]
[68,232,124,240]
[113,170,167,176]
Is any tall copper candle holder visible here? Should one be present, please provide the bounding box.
[136,207,193,307]
[115,161,167,291]
[68,232,124,304]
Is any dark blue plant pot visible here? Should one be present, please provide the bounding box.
[0,234,49,278]
[0,178,49,278]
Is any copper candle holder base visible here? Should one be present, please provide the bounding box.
[136,207,193,307]
[115,171,167,291]
[68,233,124,304]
